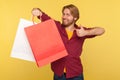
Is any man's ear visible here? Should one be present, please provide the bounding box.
[74,18,77,21]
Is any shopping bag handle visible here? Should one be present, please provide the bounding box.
[32,16,41,25]
[32,16,35,24]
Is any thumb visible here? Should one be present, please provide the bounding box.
[80,26,84,30]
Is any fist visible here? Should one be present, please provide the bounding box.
[76,27,88,37]
[31,8,42,16]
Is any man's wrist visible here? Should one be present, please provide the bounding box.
[85,30,90,36]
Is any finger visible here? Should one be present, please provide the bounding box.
[32,8,37,12]
[80,26,84,30]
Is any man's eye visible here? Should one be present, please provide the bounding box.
[66,14,70,16]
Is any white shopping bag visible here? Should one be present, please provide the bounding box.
[11,18,35,62]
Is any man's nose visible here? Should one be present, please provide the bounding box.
[62,15,67,19]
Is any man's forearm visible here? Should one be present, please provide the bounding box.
[86,27,105,36]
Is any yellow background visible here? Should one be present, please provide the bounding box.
[0,0,120,80]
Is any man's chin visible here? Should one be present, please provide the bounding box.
[62,22,68,25]
[62,23,69,27]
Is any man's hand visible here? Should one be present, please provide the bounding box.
[31,8,42,16]
[76,26,105,37]
[76,27,88,37]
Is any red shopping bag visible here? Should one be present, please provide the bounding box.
[24,19,68,67]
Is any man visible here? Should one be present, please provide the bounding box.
[32,4,105,80]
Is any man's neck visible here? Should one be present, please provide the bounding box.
[65,24,75,32]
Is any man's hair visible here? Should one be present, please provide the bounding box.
[62,4,80,21]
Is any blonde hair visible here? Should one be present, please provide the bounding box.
[62,4,80,21]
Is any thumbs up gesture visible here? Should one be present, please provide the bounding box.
[76,26,88,37]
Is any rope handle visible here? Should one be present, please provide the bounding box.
[32,15,41,25]
[32,16,35,24]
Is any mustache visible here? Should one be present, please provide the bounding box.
[62,18,68,20]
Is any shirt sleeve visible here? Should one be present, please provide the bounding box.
[37,11,62,31]
[37,11,51,22]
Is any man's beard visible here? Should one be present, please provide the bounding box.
[62,19,75,27]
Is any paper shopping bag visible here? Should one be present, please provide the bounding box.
[11,18,35,62]
[24,19,68,67]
